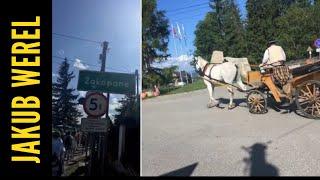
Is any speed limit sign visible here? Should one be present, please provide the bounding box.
[83,92,108,117]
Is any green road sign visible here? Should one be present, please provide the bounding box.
[77,70,136,94]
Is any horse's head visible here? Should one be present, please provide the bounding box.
[194,56,208,75]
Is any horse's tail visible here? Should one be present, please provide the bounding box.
[234,64,248,91]
[234,64,241,82]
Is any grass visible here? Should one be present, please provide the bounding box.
[160,79,206,95]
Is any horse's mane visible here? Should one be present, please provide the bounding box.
[197,56,209,67]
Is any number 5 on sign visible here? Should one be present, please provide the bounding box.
[83,92,108,117]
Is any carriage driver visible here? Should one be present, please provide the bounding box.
[260,40,286,69]
[260,40,293,106]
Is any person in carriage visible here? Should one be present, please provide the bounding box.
[259,40,293,106]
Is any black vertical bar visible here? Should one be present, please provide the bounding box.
[0,0,52,176]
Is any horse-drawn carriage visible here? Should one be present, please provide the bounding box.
[246,60,320,119]
[194,53,320,119]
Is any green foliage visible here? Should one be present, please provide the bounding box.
[194,0,319,64]
[194,0,247,61]
[52,59,82,128]
[142,0,170,88]
[160,79,207,95]
[246,0,287,64]
[142,66,178,89]
[276,3,320,60]
[114,95,140,127]
[162,66,178,85]
[142,69,164,89]
[142,0,170,69]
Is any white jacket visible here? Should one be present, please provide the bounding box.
[262,45,286,66]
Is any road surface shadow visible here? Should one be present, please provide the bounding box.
[267,96,296,114]
[242,143,279,176]
[217,98,247,107]
[160,162,198,176]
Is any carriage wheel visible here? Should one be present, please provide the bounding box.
[295,80,320,119]
[247,90,268,114]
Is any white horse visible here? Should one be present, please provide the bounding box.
[195,56,248,109]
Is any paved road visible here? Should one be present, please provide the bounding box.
[142,88,320,176]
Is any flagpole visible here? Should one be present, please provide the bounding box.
[171,23,178,58]
[176,23,183,54]
[181,23,187,46]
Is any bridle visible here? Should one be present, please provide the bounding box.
[195,59,215,78]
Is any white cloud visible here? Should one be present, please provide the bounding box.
[168,54,194,62]
[111,97,119,104]
[154,54,194,72]
[73,58,89,70]
[52,73,58,77]
[109,99,121,110]
[78,91,87,97]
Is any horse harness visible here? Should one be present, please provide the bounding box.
[198,62,245,92]
[200,63,215,77]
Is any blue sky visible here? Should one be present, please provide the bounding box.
[52,0,141,119]
[156,0,246,72]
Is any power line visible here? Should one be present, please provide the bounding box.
[171,12,207,22]
[167,5,209,16]
[166,2,208,13]
[52,55,133,74]
[53,33,102,44]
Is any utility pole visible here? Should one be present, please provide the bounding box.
[100,41,108,72]
[88,41,109,176]
[100,41,109,115]
[99,41,109,175]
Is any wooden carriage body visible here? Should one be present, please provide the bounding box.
[245,60,320,119]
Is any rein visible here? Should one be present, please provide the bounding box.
[198,62,248,92]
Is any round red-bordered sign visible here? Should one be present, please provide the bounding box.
[83,92,108,117]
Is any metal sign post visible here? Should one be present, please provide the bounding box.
[77,40,137,175]
[117,70,139,166]
[307,46,313,59]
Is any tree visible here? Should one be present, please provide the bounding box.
[142,0,170,88]
[194,0,246,61]
[113,95,140,174]
[246,0,275,63]
[142,0,170,70]
[276,2,320,60]
[246,0,282,64]
[162,66,178,85]
[114,95,140,127]
[142,68,164,89]
[194,0,318,64]
[222,0,247,57]
[194,12,225,60]
[52,58,82,128]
